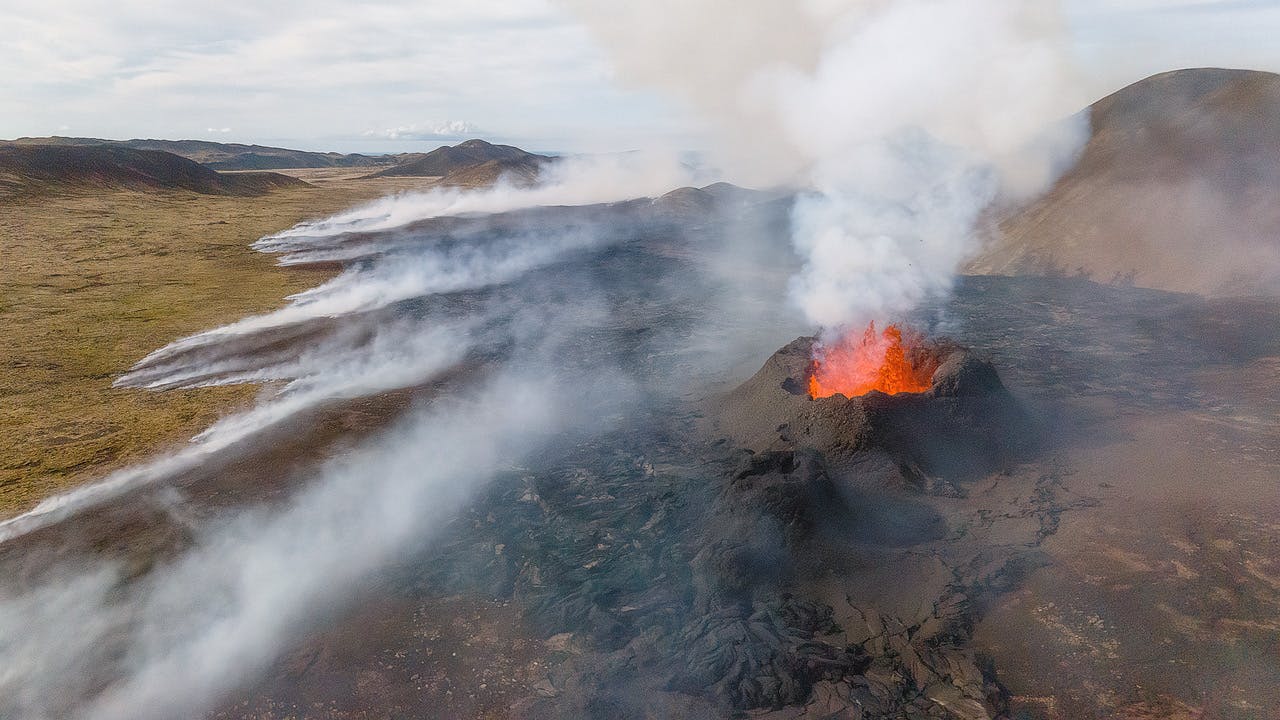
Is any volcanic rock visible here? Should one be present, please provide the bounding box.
[540,332,1031,718]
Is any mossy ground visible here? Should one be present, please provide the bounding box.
[0,170,435,517]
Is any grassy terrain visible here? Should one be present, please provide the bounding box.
[0,171,435,517]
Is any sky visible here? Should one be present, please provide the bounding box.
[1,0,1278,154]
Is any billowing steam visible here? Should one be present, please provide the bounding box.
[564,0,1089,333]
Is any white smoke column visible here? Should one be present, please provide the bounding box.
[788,134,998,330]
[564,0,1090,332]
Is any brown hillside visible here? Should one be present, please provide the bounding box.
[439,156,550,188]
[0,144,308,198]
[970,68,1280,295]
[6,136,391,171]
[367,139,550,179]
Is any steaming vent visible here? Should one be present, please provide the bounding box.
[718,331,1031,489]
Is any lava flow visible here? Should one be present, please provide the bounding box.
[808,323,936,399]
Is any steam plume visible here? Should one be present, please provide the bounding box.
[564,0,1089,332]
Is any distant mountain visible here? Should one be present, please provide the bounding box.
[970,68,1280,295]
[0,137,559,192]
[367,139,552,179]
[650,186,720,220]
[5,136,393,171]
[437,155,552,188]
[0,144,309,198]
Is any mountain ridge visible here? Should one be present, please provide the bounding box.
[0,144,309,197]
[365,139,552,180]
[4,136,392,171]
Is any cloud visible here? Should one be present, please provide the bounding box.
[0,0,678,150]
[1065,0,1280,90]
[205,127,231,133]
[8,1,1278,151]
[362,120,480,140]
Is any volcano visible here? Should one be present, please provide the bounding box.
[717,332,1030,491]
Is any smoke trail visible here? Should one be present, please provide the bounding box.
[255,150,698,252]
[0,142,808,717]
[1,166,672,544]
[0,315,475,545]
[0,372,570,720]
[117,226,604,370]
[81,375,573,720]
[564,0,1089,333]
[0,209,652,718]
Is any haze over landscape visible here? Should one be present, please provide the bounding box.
[6,1,1280,153]
[3,2,1280,719]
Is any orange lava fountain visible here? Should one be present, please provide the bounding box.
[808,323,935,399]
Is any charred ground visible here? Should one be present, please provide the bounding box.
[3,180,1277,718]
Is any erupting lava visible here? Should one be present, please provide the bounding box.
[808,323,936,399]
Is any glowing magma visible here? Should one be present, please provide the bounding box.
[808,323,934,399]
